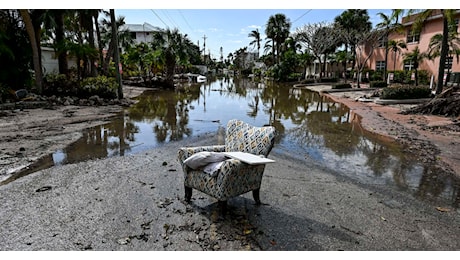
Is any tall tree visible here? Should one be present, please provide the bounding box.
[110,9,123,99]
[265,13,291,64]
[78,9,100,77]
[248,28,261,58]
[0,10,33,91]
[295,22,339,79]
[334,9,372,70]
[338,27,382,87]
[387,39,407,71]
[333,50,353,82]
[53,10,68,75]
[375,9,405,81]
[19,9,43,94]
[151,28,196,88]
[409,9,456,94]
[403,46,428,86]
[427,22,460,78]
[100,12,132,76]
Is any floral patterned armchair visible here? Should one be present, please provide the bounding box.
[177,119,276,210]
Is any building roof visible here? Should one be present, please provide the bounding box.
[121,22,160,32]
[402,9,460,26]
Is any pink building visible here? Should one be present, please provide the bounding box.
[366,10,460,84]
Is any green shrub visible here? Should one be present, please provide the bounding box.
[80,76,118,99]
[380,85,432,99]
[43,73,79,96]
[370,81,387,88]
[389,70,430,85]
[286,73,302,82]
[370,70,384,81]
[332,83,352,89]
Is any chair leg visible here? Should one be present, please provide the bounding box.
[252,189,261,205]
[185,185,192,202]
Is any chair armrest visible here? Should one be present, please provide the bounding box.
[177,145,225,164]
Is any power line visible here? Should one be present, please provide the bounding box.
[161,9,180,30]
[292,10,312,24]
[178,9,193,31]
[150,9,169,28]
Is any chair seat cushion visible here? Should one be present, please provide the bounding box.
[183,151,227,170]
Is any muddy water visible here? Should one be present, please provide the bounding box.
[13,77,460,208]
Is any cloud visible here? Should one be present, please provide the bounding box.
[208,27,221,32]
[248,25,261,29]
[229,40,243,44]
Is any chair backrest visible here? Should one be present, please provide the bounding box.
[225,119,276,156]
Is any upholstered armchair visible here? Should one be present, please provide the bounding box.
[177,119,276,210]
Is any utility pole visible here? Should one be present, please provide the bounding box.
[202,34,207,63]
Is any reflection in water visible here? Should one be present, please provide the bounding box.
[9,76,459,207]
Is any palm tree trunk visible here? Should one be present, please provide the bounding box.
[110,9,123,99]
[88,12,97,77]
[55,10,68,76]
[436,14,449,94]
[19,9,43,94]
[94,12,103,76]
[393,52,397,71]
[383,33,389,81]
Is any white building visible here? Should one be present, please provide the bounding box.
[121,22,160,45]
[41,47,77,75]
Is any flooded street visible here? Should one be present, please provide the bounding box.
[2,77,460,251]
[38,76,459,209]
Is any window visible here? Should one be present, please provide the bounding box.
[130,32,137,39]
[404,60,415,71]
[445,56,453,70]
[406,30,420,43]
[376,61,386,71]
[377,36,386,48]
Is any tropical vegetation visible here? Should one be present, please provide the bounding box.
[0,9,458,104]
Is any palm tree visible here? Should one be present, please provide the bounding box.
[403,46,428,86]
[19,9,43,94]
[100,12,133,76]
[334,50,353,82]
[409,9,456,94]
[110,9,123,99]
[78,9,101,77]
[375,9,405,81]
[265,13,291,64]
[35,10,69,75]
[334,9,372,70]
[248,28,261,58]
[427,25,460,78]
[151,28,195,88]
[387,39,407,71]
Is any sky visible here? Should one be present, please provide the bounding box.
[10,0,456,60]
[115,9,391,60]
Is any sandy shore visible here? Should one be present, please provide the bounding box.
[0,86,150,183]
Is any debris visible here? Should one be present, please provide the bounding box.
[35,186,52,192]
[436,207,451,212]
